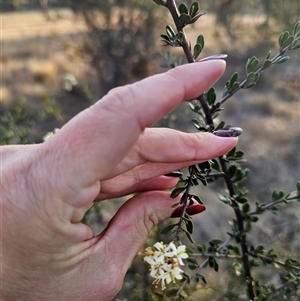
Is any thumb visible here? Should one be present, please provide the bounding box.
[98,191,186,269]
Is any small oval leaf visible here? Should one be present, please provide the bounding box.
[189,2,199,17]
[273,56,290,64]
[178,3,189,14]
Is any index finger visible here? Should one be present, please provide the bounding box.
[44,60,226,186]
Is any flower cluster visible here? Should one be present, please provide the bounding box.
[43,128,60,142]
[144,241,188,290]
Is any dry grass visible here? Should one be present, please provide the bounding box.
[1,9,89,104]
[1,9,86,40]
[1,9,298,102]
[27,59,57,83]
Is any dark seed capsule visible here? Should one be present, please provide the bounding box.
[213,127,243,137]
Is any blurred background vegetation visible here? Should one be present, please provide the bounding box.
[1,0,299,300]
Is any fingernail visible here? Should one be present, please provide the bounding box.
[171,204,206,218]
[199,54,228,62]
[164,171,183,178]
[213,127,243,137]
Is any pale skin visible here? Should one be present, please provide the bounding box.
[1,61,238,300]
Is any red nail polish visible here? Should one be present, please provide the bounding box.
[171,204,206,218]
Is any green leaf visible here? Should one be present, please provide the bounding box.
[291,40,300,50]
[208,257,219,272]
[281,35,294,49]
[244,83,256,89]
[231,82,240,91]
[232,245,241,256]
[235,150,244,158]
[244,72,260,88]
[188,263,198,270]
[206,87,216,105]
[199,161,210,171]
[186,218,194,234]
[227,147,236,157]
[272,190,284,201]
[191,194,204,204]
[189,2,199,17]
[179,13,191,25]
[262,59,272,70]
[197,244,206,253]
[160,34,170,42]
[228,165,237,178]
[188,11,206,24]
[196,274,207,284]
[198,175,208,186]
[171,187,186,198]
[166,25,176,39]
[152,0,166,6]
[215,121,225,130]
[210,102,221,114]
[250,259,262,267]
[160,223,178,234]
[236,197,248,204]
[244,221,252,232]
[186,257,198,265]
[218,194,230,204]
[255,245,265,253]
[213,260,219,272]
[176,31,184,43]
[189,102,200,113]
[211,158,221,172]
[293,21,300,37]
[193,44,202,60]
[191,118,201,129]
[210,239,222,246]
[208,256,214,268]
[229,72,239,88]
[278,31,290,48]
[242,203,250,214]
[222,87,229,98]
[196,35,204,49]
[183,228,195,243]
[234,167,249,182]
[178,3,189,14]
[246,57,260,74]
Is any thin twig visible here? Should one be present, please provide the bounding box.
[165,1,256,299]
[219,157,255,300]
[247,251,300,271]
[173,169,194,242]
[249,197,289,215]
[166,0,214,126]
[193,251,300,271]
[266,280,299,300]
[219,43,296,105]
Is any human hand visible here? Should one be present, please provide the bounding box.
[1,61,238,300]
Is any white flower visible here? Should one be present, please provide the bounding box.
[144,241,188,290]
[43,128,60,141]
[166,242,189,265]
